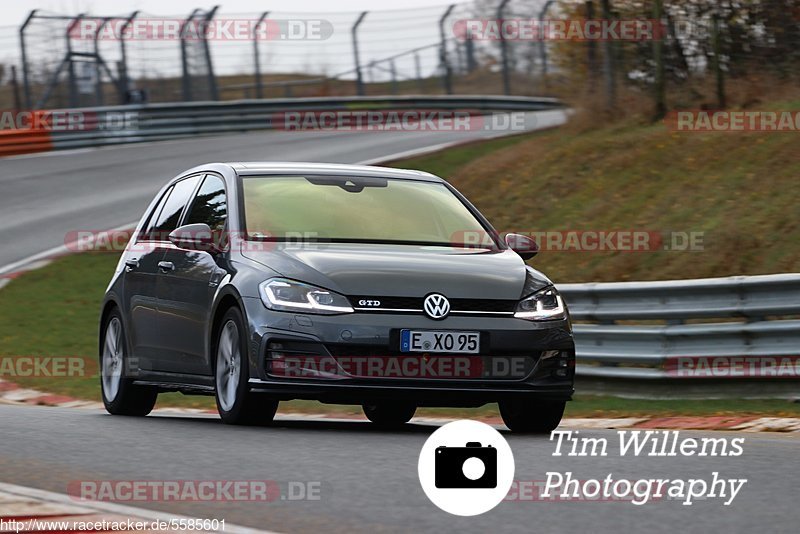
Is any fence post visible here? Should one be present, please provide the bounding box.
[600,0,616,109]
[180,8,200,102]
[538,0,555,85]
[66,14,83,107]
[10,65,21,112]
[414,52,424,92]
[203,6,219,101]
[254,11,269,99]
[497,0,511,95]
[465,33,476,73]
[585,2,598,86]
[652,0,666,119]
[19,10,36,109]
[119,11,138,103]
[390,59,398,94]
[352,11,368,96]
[93,18,110,106]
[711,12,726,109]
[455,39,463,74]
[438,4,455,94]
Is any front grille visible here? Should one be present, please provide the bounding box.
[349,296,516,314]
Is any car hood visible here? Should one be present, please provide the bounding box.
[241,242,551,300]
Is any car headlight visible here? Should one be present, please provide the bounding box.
[514,287,566,320]
[259,278,354,315]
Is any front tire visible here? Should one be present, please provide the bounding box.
[499,399,566,433]
[214,307,278,425]
[100,310,158,416]
[362,402,416,427]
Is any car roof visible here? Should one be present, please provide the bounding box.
[226,161,442,182]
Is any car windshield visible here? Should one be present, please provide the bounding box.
[241,175,493,246]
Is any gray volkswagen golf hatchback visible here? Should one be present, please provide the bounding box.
[99,162,575,432]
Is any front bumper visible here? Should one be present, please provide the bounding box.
[241,296,575,406]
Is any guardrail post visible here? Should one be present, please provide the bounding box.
[497,0,511,95]
[253,11,269,99]
[19,10,36,109]
[438,4,455,94]
[352,11,368,96]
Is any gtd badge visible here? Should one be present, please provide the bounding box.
[423,293,450,319]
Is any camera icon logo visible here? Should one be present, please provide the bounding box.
[435,442,497,488]
[418,420,515,516]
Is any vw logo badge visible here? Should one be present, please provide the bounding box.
[423,293,451,319]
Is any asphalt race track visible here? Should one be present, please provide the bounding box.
[0,110,564,271]
[0,405,798,533]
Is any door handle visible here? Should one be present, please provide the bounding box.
[124,258,139,271]
[158,261,175,272]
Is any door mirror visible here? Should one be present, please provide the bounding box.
[168,223,215,252]
[505,233,539,260]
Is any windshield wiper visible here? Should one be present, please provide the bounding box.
[304,176,388,192]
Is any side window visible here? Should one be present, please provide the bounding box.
[140,186,173,241]
[150,176,201,240]
[184,174,227,234]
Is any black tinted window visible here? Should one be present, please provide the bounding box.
[185,175,227,233]
[140,186,172,241]
[150,176,200,240]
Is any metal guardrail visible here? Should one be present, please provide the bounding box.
[560,274,800,398]
[0,95,564,157]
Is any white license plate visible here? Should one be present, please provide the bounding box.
[400,330,480,354]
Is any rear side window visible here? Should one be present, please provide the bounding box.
[185,175,227,233]
[149,176,201,240]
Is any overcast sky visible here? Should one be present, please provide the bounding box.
[5,0,459,22]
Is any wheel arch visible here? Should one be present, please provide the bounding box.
[209,287,247,372]
[98,298,121,358]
